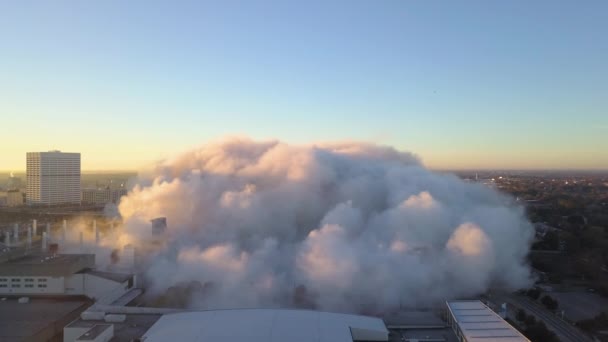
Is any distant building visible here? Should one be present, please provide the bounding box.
[82,187,127,205]
[6,174,22,190]
[150,217,167,236]
[6,190,24,207]
[26,151,81,205]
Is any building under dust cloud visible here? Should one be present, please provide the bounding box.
[115,137,533,312]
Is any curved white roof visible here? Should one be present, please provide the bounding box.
[142,308,388,342]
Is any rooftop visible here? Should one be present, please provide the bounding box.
[82,270,132,283]
[446,300,530,342]
[66,314,161,342]
[76,324,112,341]
[142,309,389,342]
[0,253,95,277]
[0,297,90,342]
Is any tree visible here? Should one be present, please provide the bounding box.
[526,288,541,300]
[541,295,559,312]
[524,314,537,327]
[545,231,560,250]
[524,321,559,342]
[516,309,526,322]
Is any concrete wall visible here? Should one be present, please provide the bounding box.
[65,274,85,295]
[84,275,129,304]
[350,327,389,341]
[0,273,129,302]
[64,326,91,342]
[75,324,114,342]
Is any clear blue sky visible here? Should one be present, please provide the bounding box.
[1,0,607,170]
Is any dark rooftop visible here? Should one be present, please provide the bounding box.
[76,324,112,341]
[0,253,95,277]
[0,297,91,342]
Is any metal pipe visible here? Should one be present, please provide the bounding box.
[42,232,48,251]
[94,220,99,246]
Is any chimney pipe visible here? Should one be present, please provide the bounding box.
[4,231,9,246]
[27,226,32,248]
[94,220,99,246]
[42,232,48,251]
[33,219,37,236]
[45,223,50,238]
[79,231,84,252]
[13,223,19,242]
[62,220,67,242]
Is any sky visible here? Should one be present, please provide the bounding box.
[1,0,607,171]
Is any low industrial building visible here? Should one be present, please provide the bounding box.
[82,187,127,205]
[6,190,24,206]
[446,300,530,342]
[64,308,389,342]
[0,254,135,303]
[0,190,24,207]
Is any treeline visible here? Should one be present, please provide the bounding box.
[514,308,559,342]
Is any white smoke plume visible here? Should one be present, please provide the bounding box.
[116,137,533,312]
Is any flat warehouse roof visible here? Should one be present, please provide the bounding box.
[0,254,95,277]
[446,301,530,342]
[0,297,90,341]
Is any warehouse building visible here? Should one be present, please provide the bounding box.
[63,308,388,342]
[446,300,530,342]
[0,253,135,304]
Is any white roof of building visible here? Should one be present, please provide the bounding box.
[446,301,530,342]
[142,309,388,342]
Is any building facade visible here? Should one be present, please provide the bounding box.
[26,151,81,205]
[6,190,24,207]
[6,175,22,190]
[0,254,134,303]
[82,187,127,205]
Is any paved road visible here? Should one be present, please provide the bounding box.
[493,292,593,342]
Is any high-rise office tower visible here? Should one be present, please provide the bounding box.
[26,151,81,205]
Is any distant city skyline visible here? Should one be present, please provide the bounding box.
[1,1,607,170]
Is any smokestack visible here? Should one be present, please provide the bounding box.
[27,226,32,248]
[42,232,48,251]
[151,217,167,235]
[79,231,84,252]
[94,220,99,246]
[33,219,37,237]
[45,223,50,238]
[13,223,19,242]
[4,231,9,246]
[62,220,67,242]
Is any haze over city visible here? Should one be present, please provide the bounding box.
[2,1,607,171]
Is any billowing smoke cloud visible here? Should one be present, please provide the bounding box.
[117,137,533,312]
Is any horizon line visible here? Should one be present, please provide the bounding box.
[2,168,608,174]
